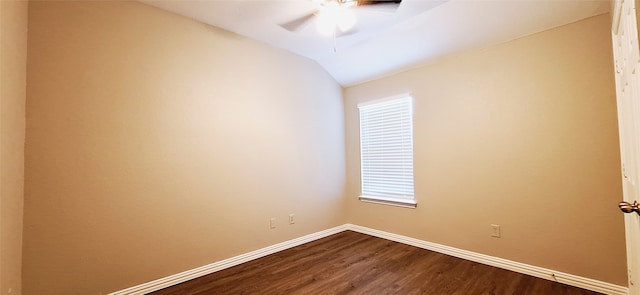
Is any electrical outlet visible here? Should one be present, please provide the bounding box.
[289,214,295,224]
[270,218,276,229]
[491,224,501,238]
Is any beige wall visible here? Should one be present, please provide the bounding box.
[344,14,628,285]
[1,0,28,294]
[23,1,346,294]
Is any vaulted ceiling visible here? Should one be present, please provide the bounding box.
[141,0,610,86]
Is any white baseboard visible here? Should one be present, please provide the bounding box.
[346,224,629,295]
[110,223,628,295]
[108,224,350,295]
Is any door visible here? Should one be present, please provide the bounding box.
[612,0,640,294]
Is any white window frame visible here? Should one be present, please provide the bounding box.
[358,94,416,209]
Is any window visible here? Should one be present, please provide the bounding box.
[358,95,416,208]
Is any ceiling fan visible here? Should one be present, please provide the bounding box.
[280,0,403,36]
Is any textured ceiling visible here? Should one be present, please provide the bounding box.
[141,0,610,86]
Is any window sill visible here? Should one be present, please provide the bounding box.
[358,196,417,209]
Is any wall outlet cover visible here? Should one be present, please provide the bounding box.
[491,224,501,238]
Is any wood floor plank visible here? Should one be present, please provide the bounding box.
[149,231,602,295]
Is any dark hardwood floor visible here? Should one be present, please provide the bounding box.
[150,231,602,295]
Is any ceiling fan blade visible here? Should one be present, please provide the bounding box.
[357,0,402,13]
[280,11,317,32]
[358,0,402,5]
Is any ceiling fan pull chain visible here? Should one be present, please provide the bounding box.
[333,28,337,52]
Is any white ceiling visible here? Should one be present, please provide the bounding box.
[141,0,610,86]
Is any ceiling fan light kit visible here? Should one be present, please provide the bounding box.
[316,2,356,36]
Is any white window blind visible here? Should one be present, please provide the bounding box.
[358,95,415,208]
